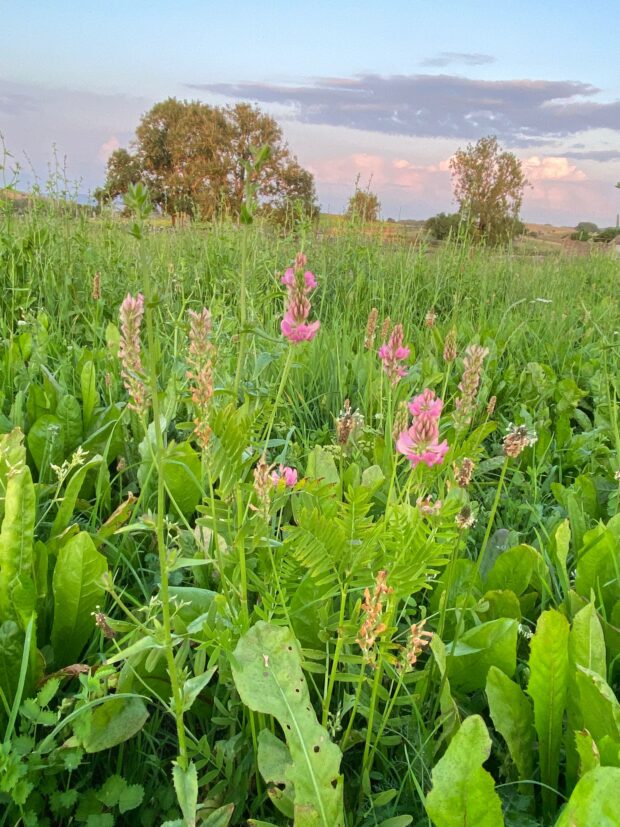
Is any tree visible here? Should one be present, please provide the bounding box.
[346,187,381,222]
[94,149,142,208]
[99,98,318,224]
[450,136,527,245]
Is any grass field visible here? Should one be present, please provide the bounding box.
[0,194,619,826]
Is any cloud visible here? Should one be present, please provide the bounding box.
[523,155,587,182]
[562,149,620,162]
[98,135,120,162]
[420,52,496,67]
[191,73,620,145]
[0,79,149,191]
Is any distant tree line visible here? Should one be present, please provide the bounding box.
[95,98,319,226]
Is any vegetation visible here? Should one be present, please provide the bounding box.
[0,179,619,827]
[346,185,381,223]
[450,136,528,245]
[95,99,319,226]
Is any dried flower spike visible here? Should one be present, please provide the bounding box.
[455,504,476,529]
[443,328,457,363]
[454,457,475,488]
[401,619,433,670]
[453,343,489,429]
[187,308,215,450]
[365,307,379,349]
[487,395,497,416]
[356,570,393,666]
[503,423,537,458]
[424,308,437,328]
[252,455,275,519]
[92,271,101,301]
[336,399,364,446]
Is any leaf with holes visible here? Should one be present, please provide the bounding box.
[231,622,344,827]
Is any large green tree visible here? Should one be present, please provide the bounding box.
[98,99,318,224]
[450,136,528,244]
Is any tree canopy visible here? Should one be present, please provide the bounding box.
[450,136,528,245]
[96,98,318,224]
[346,187,381,223]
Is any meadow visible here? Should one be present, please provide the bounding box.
[0,187,619,827]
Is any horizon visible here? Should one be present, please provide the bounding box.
[2,2,619,226]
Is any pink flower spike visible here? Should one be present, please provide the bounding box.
[378,323,410,385]
[409,388,443,418]
[396,429,449,468]
[271,465,298,487]
[304,271,317,290]
[281,315,320,343]
[281,268,295,287]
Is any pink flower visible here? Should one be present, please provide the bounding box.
[271,465,298,487]
[280,255,320,344]
[408,388,443,419]
[119,293,149,415]
[396,410,448,468]
[378,324,410,385]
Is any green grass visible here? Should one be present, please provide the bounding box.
[0,197,619,827]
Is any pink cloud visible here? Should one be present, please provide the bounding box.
[523,155,586,182]
[98,135,120,162]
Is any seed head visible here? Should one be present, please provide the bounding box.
[487,395,497,416]
[424,308,437,328]
[453,457,475,488]
[356,570,393,667]
[92,271,101,301]
[364,307,379,349]
[443,328,457,363]
[455,505,476,529]
[503,423,537,458]
[401,619,433,670]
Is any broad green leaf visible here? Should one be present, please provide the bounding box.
[566,601,607,787]
[575,666,620,747]
[575,518,620,615]
[0,428,26,525]
[161,440,202,517]
[485,544,546,596]
[0,463,35,624]
[478,589,521,621]
[430,636,460,743]
[306,446,340,487]
[527,609,569,820]
[201,804,235,826]
[173,761,198,827]
[51,532,108,666]
[486,666,534,781]
[82,696,149,753]
[182,666,217,712]
[555,767,620,826]
[118,783,145,814]
[81,361,99,431]
[575,730,600,776]
[447,618,518,692]
[27,414,65,473]
[56,395,83,454]
[0,620,24,719]
[49,455,103,542]
[231,622,344,826]
[425,714,504,827]
[257,728,294,818]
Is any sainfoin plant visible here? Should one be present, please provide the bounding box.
[0,171,618,827]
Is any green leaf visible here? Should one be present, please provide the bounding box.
[306,446,340,487]
[97,774,126,807]
[56,395,83,454]
[376,818,413,827]
[485,544,546,596]
[49,455,103,542]
[231,622,344,826]
[0,429,27,525]
[447,618,518,692]
[575,667,620,746]
[555,767,620,826]
[257,728,294,818]
[161,440,202,517]
[486,666,534,782]
[575,518,620,615]
[201,803,235,826]
[51,532,108,666]
[0,620,24,718]
[566,601,607,787]
[527,609,569,820]
[575,730,600,776]
[81,361,99,432]
[82,696,149,753]
[182,666,217,712]
[425,715,504,827]
[0,463,35,624]
[27,414,65,472]
[118,783,145,814]
[173,760,198,827]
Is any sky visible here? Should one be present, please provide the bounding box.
[1,1,620,225]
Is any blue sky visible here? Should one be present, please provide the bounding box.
[2,1,619,223]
